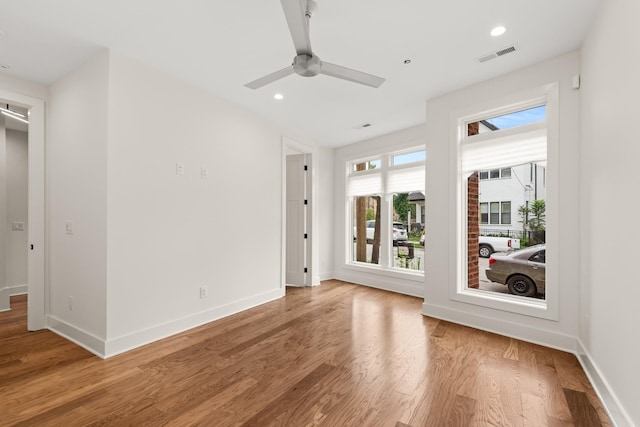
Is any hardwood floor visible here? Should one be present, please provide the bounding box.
[1,281,611,426]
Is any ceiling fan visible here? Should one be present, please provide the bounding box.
[245,0,385,89]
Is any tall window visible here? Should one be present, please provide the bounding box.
[461,101,548,305]
[347,149,426,273]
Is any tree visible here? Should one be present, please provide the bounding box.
[528,200,546,231]
[518,203,530,235]
[393,193,415,225]
[371,196,381,263]
[355,163,367,262]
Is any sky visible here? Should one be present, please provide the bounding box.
[485,105,546,130]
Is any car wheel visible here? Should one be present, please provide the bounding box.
[507,275,537,297]
[479,245,492,258]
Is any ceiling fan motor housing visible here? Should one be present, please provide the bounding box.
[293,54,322,77]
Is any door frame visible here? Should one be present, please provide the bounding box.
[281,136,319,288]
[0,89,46,330]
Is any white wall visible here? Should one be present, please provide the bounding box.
[6,130,28,289]
[104,52,285,355]
[580,1,640,425]
[47,51,109,346]
[423,52,581,347]
[333,124,426,297]
[318,146,334,281]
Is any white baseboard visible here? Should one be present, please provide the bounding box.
[9,284,28,295]
[576,340,635,427]
[422,301,577,353]
[336,271,424,298]
[0,285,29,312]
[103,287,284,358]
[319,271,334,282]
[48,315,106,358]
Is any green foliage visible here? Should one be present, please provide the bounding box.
[366,208,376,221]
[393,193,416,225]
[529,200,546,231]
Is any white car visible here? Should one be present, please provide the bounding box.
[355,220,408,243]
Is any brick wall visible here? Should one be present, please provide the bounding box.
[467,122,480,288]
[467,172,479,288]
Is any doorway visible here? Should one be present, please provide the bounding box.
[0,89,45,330]
[0,105,29,311]
[282,137,316,288]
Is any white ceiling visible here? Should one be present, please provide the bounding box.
[0,0,599,147]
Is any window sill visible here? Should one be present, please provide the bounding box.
[344,262,424,282]
[452,287,556,320]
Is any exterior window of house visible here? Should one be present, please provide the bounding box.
[501,201,511,224]
[490,202,500,223]
[479,168,512,180]
[456,89,556,320]
[480,203,488,224]
[483,201,512,225]
[347,149,425,274]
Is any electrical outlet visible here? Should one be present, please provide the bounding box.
[65,221,73,235]
[68,296,73,311]
[199,286,208,299]
[176,162,185,176]
[201,168,208,180]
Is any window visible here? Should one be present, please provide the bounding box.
[481,201,511,225]
[490,202,500,224]
[480,203,488,224]
[501,202,511,224]
[352,159,381,172]
[456,90,556,319]
[479,168,511,180]
[529,250,545,263]
[347,149,426,274]
[466,105,546,136]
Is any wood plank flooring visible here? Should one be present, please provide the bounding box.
[0,281,611,426]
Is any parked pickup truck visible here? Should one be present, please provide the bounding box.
[478,236,520,258]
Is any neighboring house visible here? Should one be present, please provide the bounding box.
[478,163,546,236]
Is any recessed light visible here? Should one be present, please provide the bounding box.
[274,93,284,100]
[491,26,506,37]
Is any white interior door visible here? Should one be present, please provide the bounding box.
[286,154,307,286]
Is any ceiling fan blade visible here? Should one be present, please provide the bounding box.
[320,62,385,88]
[281,0,312,55]
[245,66,295,89]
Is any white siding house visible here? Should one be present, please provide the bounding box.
[478,163,546,236]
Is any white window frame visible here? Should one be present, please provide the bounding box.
[450,84,559,320]
[345,148,426,279]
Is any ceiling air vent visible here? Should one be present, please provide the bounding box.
[476,44,518,63]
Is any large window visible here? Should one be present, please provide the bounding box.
[347,149,425,274]
[455,90,557,320]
